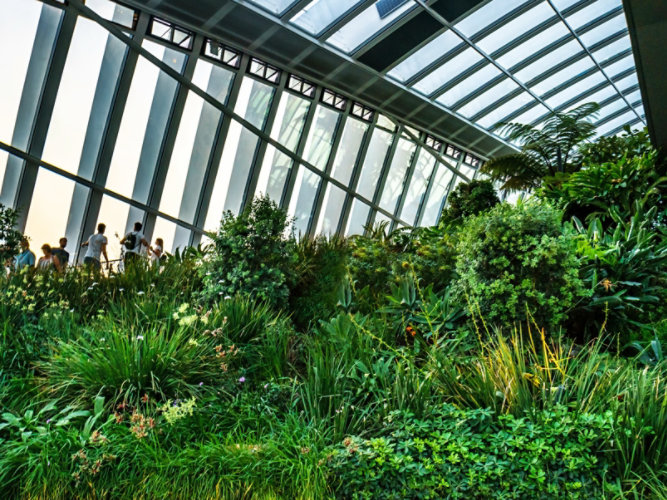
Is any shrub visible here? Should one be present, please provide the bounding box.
[569,206,667,338]
[541,153,667,226]
[0,203,22,265]
[579,126,654,166]
[440,179,500,225]
[39,314,220,406]
[455,201,588,330]
[328,404,616,499]
[289,236,349,331]
[200,195,298,309]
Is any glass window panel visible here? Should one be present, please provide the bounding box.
[95,195,132,263]
[545,71,606,108]
[435,64,503,107]
[106,41,186,200]
[0,0,56,147]
[596,98,628,122]
[246,0,297,15]
[316,183,346,235]
[603,54,634,79]
[151,216,188,256]
[565,0,622,31]
[530,57,594,96]
[564,85,616,112]
[329,117,367,185]
[413,47,483,95]
[85,0,136,28]
[291,0,365,36]
[579,14,627,47]
[327,0,417,53]
[159,63,223,222]
[477,2,555,54]
[455,0,532,39]
[24,169,76,249]
[42,17,126,177]
[346,199,371,235]
[256,92,310,202]
[595,110,635,136]
[614,72,638,91]
[550,0,582,10]
[624,89,641,105]
[590,34,631,64]
[477,92,535,129]
[376,114,397,132]
[388,30,463,83]
[399,149,436,225]
[288,166,321,235]
[509,103,549,127]
[457,79,520,117]
[378,138,416,213]
[205,77,274,225]
[514,39,581,83]
[355,128,393,199]
[373,210,392,227]
[497,23,570,69]
[302,105,340,170]
[420,160,455,226]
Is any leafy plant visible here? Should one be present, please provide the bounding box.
[541,152,667,226]
[455,201,589,330]
[482,102,600,192]
[0,203,22,266]
[440,179,500,224]
[328,404,617,499]
[569,205,667,337]
[289,236,349,331]
[200,195,298,309]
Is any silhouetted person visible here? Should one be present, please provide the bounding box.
[81,223,109,271]
[120,222,149,267]
[14,237,35,271]
[51,237,69,270]
[37,244,61,272]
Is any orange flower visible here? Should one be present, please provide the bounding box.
[406,325,416,337]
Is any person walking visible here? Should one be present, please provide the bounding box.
[120,222,149,268]
[51,237,69,270]
[37,244,61,272]
[14,237,36,271]
[81,223,109,271]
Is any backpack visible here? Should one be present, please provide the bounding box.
[124,232,137,250]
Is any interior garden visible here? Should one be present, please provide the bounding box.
[0,116,665,498]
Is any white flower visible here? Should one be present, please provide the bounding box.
[224,295,231,300]
[137,291,145,296]
[137,335,144,341]
[100,338,105,342]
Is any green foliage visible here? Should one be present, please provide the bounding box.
[570,205,667,338]
[579,126,654,165]
[200,195,298,308]
[455,201,589,330]
[541,152,667,225]
[0,203,22,265]
[38,310,220,407]
[440,179,500,224]
[289,236,349,331]
[329,404,616,499]
[483,102,600,192]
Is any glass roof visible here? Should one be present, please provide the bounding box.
[252,0,646,140]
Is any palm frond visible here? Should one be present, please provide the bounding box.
[481,154,546,192]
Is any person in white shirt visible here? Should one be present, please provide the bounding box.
[120,221,149,267]
[148,237,164,266]
[81,223,109,271]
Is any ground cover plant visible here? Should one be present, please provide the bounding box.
[0,127,666,499]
